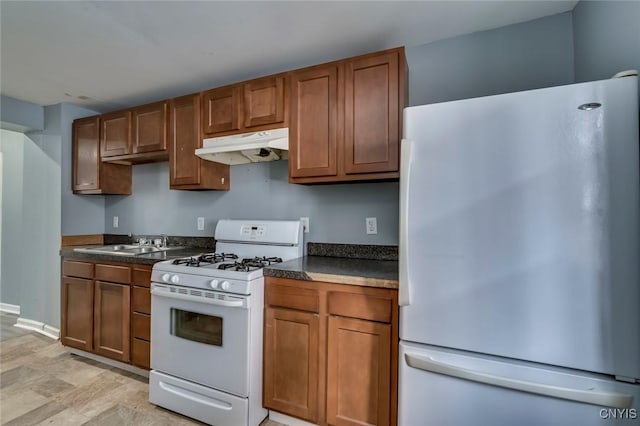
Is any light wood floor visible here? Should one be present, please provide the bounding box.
[0,312,284,426]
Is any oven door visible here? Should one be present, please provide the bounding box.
[150,283,250,397]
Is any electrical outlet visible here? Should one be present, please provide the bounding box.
[366,217,377,235]
[300,217,310,233]
[197,217,205,231]
[113,216,119,228]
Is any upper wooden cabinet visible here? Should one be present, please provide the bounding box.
[131,101,167,154]
[100,110,131,158]
[202,75,288,137]
[244,76,286,128]
[101,102,169,164]
[203,85,242,134]
[289,64,339,179]
[344,50,400,175]
[289,47,406,184]
[72,116,131,195]
[169,93,230,190]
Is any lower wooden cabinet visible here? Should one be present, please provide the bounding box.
[130,265,152,369]
[264,277,398,426]
[264,307,320,422]
[61,276,94,351]
[61,259,152,368]
[327,316,391,426]
[94,281,130,362]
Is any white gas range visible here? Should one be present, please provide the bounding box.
[149,219,303,426]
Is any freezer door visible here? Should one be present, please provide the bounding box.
[399,342,640,426]
[399,77,639,379]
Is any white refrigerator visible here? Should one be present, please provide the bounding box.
[399,76,639,425]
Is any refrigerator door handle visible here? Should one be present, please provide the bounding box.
[399,138,413,306]
[405,352,633,409]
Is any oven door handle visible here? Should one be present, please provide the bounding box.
[151,287,247,308]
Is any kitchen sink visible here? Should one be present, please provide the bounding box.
[73,244,184,256]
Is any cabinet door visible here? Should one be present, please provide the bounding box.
[61,277,94,352]
[73,116,100,192]
[243,76,285,128]
[100,110,131,157]
[344,50,399,175]
[327,316,391,426]
[94,281,130,362]
[289,65,339,179]
[202,85,241,135]
[131,101,167,154]
[170,94,202,186]
[264,307,319,422]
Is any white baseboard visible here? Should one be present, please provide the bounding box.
[0,303,20,315]
[268,411,317,426]
[15,317,60,340]
[69,348,149,378]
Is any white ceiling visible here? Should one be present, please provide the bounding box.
[1,1,577,113]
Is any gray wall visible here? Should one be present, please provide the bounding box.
[105,161,400,246]
[406,11,575,106]
[0,95,44,133]
[573,1,640,83]
[0,102,98,327]
[0,130,25,307]
[0,123,61,326]
[103,12,576,246]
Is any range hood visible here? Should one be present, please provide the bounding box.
[195,128,288,165]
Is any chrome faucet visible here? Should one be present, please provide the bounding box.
[160,234,168,248]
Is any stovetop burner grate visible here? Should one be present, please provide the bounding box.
[171,253,239,267]
[170,253,283,272]
[217,256,284,272]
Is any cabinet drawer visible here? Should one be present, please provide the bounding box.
[63,260,94,279]
[131,338,150,370]
[328,292,392,323]
[132,286,151,314]
[266,282,319,313]
[95,264,130,284]
[132,312,150,340]
[132,266,151,287]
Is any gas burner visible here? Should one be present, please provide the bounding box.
[199,253,238,264]
[216,256,284,272]
[172,253,239,267]
[172,257,202,267]
[243,256,283,266]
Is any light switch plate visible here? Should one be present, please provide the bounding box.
[113,216,119,228]
[197,217,205,231]
[366,217,377,234]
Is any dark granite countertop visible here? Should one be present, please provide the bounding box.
[59,246,208,265]
[61,240,400,289]
[264,255,398,289]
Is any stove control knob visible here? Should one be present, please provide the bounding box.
[220,281,231,290]
[162,273,170,283]
[210,279,220,289]
[170,275,180,284]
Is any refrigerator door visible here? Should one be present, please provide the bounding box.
[399,342,639,426]
[399,77,639,379]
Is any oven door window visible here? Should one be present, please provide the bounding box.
[171,308,222,346]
